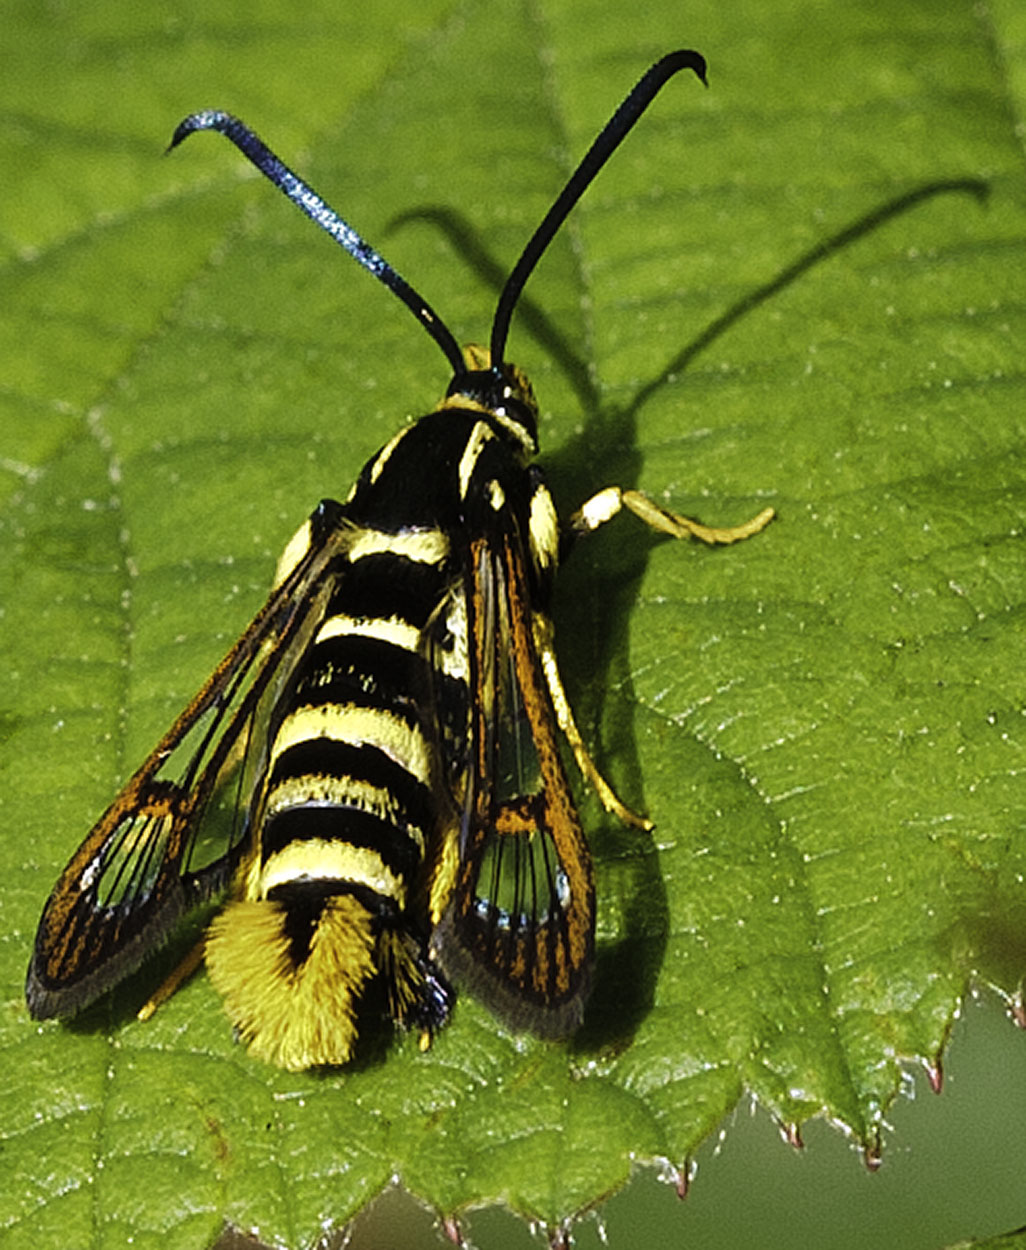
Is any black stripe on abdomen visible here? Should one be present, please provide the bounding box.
[326,553,449,629]
[262,737,435,849]
[262,804,423,884]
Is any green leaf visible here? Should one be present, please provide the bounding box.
[2,1,1025,1247]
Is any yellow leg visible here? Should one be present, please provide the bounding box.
[569,485,774,546]
[136,937,206,1021]
[554,485,773,828]
[533,612,652,831]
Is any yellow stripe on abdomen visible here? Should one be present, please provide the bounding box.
[314,613,422,652]
[348,526,449,565]
[258,838,405,904]
[270,703,432,786]
[263,773,426,854]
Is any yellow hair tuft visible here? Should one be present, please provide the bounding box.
[205,894,377,1071]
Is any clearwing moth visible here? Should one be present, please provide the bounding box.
[26,50,773,1070]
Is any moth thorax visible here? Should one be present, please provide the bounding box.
[205,891,377,1071]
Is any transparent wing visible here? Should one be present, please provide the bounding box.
[433,525,595,1037]
[26,500,351,1019]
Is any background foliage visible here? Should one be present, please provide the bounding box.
[2,1,1026,1247]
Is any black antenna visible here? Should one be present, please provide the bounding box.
[489,49,707,370]
[167,111,467,377]
[170,51,706,389]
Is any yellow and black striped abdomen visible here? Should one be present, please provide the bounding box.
[204,520,463,1070]
[260,587,446,901]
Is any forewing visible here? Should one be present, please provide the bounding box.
[26,500,351,1019]
[434,529,595,1037]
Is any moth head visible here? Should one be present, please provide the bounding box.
[442,344,539,457]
